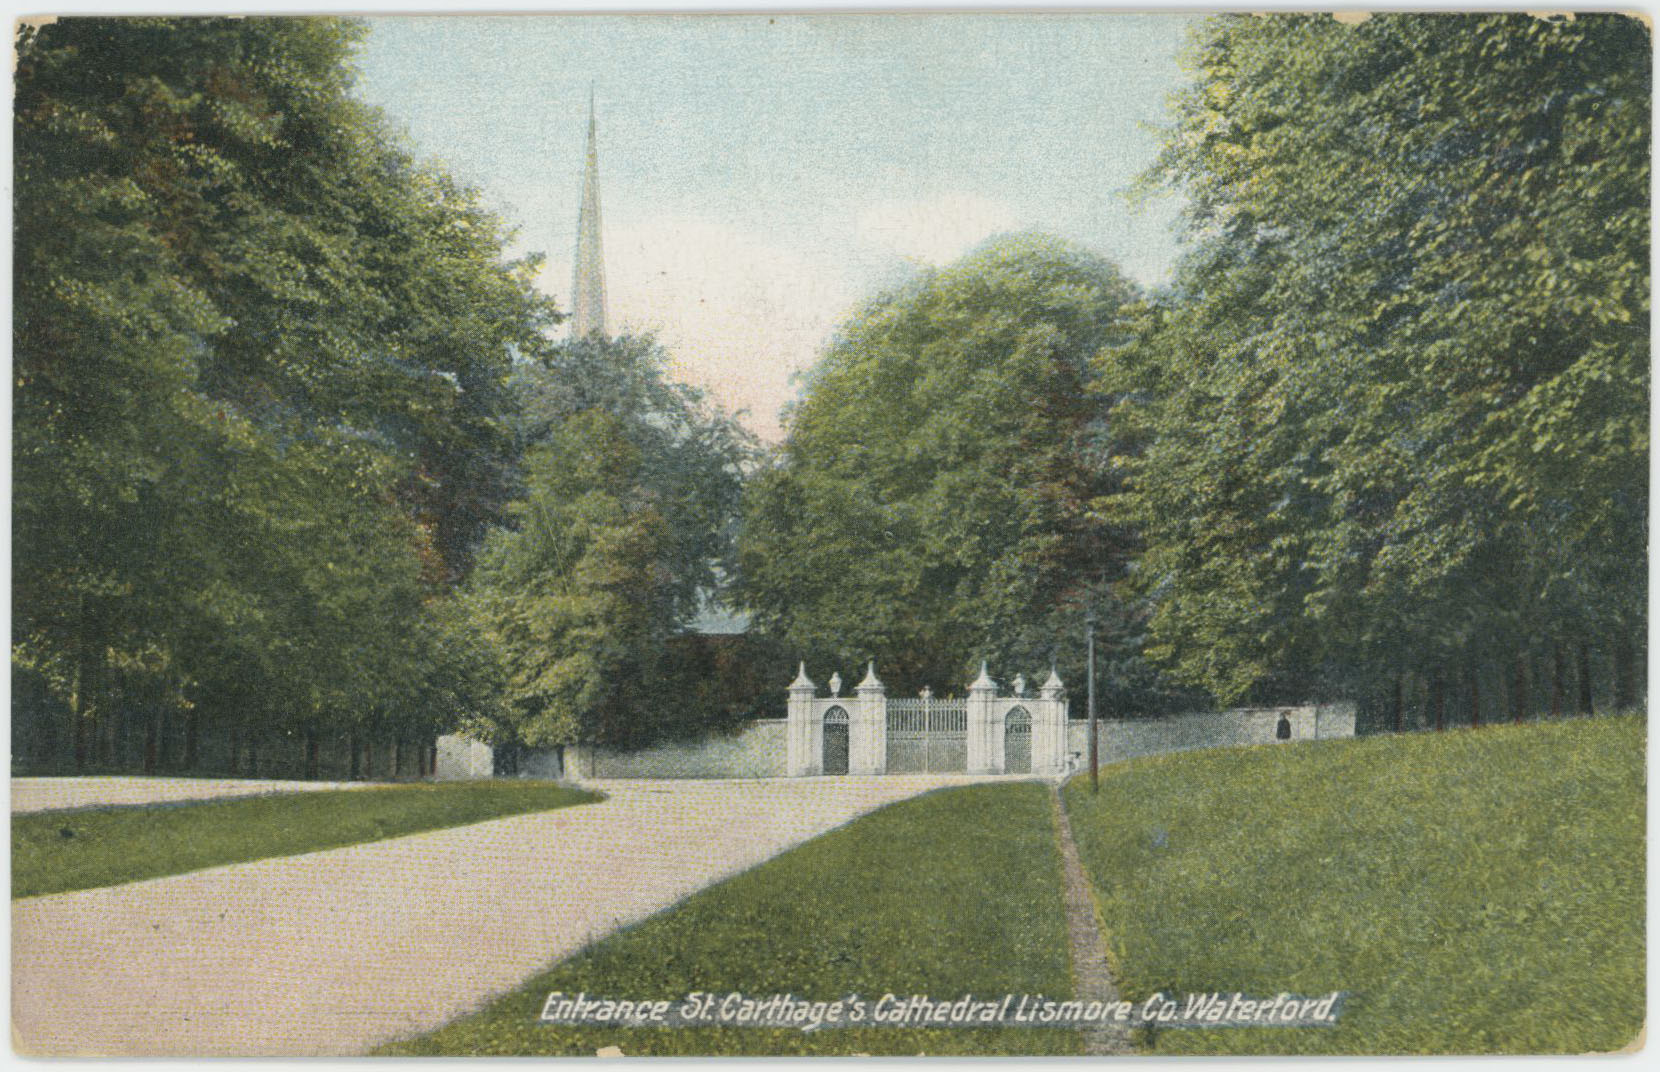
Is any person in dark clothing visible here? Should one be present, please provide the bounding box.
[1276,712,1292,740]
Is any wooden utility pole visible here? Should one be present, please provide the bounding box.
[1087,610,1098,794]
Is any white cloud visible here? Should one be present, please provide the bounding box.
[853,192,1022,265]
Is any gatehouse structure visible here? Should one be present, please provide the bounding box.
[786,662,1069,776]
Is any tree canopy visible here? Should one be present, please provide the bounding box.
[13,16,556,770]
[13,14,1647,772]
[738,234,1191,708]
[1103,13,1648,715]
[466,336,754,750]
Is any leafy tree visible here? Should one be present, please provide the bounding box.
[13,16,552,770]
[1110,13,1648,716]
[469,337,753,749]
[739,234,1186,710]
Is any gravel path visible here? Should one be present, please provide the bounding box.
[13,775,988,1056]
[1051,785,1135,1055]
[11,776,378,814]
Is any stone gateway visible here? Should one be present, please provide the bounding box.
[786,662,1070,777]
[439,665,1356,781]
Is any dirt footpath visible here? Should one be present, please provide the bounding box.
[12,775,992,1056]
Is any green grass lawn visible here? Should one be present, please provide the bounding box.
[380,782,1081,1056]
[1064,713,1646,1055]
[13,781,599,898]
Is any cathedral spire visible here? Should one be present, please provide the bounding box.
[571,89,607,338]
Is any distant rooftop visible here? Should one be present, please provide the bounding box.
[687,602,750,636]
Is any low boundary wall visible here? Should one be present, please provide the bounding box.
[565,720,788,780]
[1066,703,1357,771]
[438,704,1356,782]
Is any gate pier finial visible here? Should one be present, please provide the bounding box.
[857,661,882,689]
[970,660,996,692]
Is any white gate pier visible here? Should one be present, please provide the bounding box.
[786,661,1068,777]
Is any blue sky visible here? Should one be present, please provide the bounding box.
[355,14,1200,438]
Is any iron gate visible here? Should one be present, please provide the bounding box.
[822,705,850,774]
[886,697,967,772]
[1004,706,1032,774]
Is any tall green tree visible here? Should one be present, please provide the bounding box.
[1109,13,1648,715]
[739,235,1182,708]
[468,336,753,750]
[13,16,553,769]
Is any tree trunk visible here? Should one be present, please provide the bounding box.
[23,672,47,769]
[229,723,242,776]
[429,742,438,778]
[1391,676,1404,733]
[108,676,127,769]
[87,657,107,767]
[183,705,199,770]
[103,701,118,766]
[393,740,402,778]
[1512,656,1528,725]
[1614,634,1636,711]
[305,731,319,780]
[348,732,361,781]
[70,599,89,770]
[157,702,172,769]
[364,739,374,780]
[249,734,260,777]
[1577,642,1595,715]
[144,704,160,774]
[1432,672,1445,732]
[70,645,86,768]
[1551,644,1566,719]
[90,661,109,766]
[1468,667,1481,728]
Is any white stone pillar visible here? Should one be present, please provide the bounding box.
[786,662,816,777]
[1036,669,1068,775]
[853,661,887,775]
[966,661,997,774]
[435,733,497,780]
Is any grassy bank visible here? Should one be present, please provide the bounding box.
[14,781,599,898]
[380,782,1080,1056]
[1064,714,1646,1055]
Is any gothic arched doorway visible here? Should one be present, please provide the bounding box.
[1004,706,1032,774]
[822,706,850,775]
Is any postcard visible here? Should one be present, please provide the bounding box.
[10,7,1648,1058]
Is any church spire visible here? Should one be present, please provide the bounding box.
[571,89,607,338]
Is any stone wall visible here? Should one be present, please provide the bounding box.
[431,704,1356,783]
[434,734,495,780]
[518,747,566,780]
[1064,703,1357,771]
[565,720,788,780]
